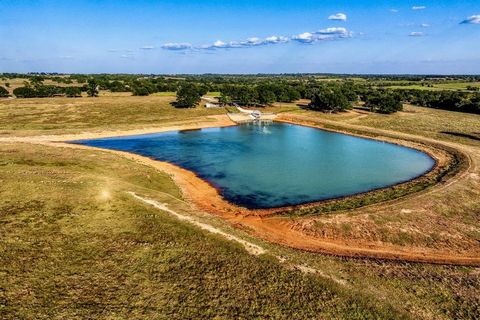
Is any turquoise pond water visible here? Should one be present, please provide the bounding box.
[74,123,435,209]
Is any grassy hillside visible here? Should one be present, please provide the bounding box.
[0,95,479,319]
[0,95,225,136]
[0,143,409,319]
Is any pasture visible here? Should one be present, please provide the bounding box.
[1,93,479,319]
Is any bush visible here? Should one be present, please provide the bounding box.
[132,86,150,96]
[64,87,82,98]
[13,87,37,98]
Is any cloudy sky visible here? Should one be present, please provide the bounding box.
[0,0,479,74]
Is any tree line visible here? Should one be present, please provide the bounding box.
[9,79,99,98]
[3,73,479,115]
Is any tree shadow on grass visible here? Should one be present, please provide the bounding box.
[440,131,480,141]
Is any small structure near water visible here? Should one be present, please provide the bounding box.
[205,102,221,108]
[227,103,277,123]
[202,96,222,108]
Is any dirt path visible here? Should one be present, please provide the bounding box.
[128,192,266,256]
[129,192,346,285]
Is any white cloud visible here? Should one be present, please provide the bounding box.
[412,6,426,10]
[409,32,425,36]
[212,40,227,48]
[328,13,347,21]
[140,45,155,50]
[198,35,291,49]
[264,35,289,44]
[292,27,351,43]
[390,9,399,13]
[160,28,352,51]
[461,15,480,24]
[120,53,135,59]
[421,23,430,27]
[292,32,315,43]
[161,42,192,50]
[318,27,350,35]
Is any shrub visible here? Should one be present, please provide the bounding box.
[13,87,37,98]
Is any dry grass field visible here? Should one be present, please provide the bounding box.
[1,94,479,319]
[0,95,225,137]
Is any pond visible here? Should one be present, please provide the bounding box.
[74,122,435,209]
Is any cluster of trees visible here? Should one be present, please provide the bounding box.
[172,80,405,114]
[12,85,79,98]
[12,78,99,98]
[306,84,403,114]
[395,90,480,114]
[219,83,302,106]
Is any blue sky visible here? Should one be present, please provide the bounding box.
[0,0,479,74]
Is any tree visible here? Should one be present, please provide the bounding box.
[0,86,9,97]
[86,79,99,97]
[286,87,301,102]
[340,82,359,103]
[175,83,202,108]
[365,91,403,114]
[218,93,232,107]
[257,85,276,105]
[237,86,258,106]
[309,87,351,112]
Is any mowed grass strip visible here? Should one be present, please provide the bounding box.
[0,144,405,319]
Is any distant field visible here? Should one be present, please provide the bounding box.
[387,82,480,91]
